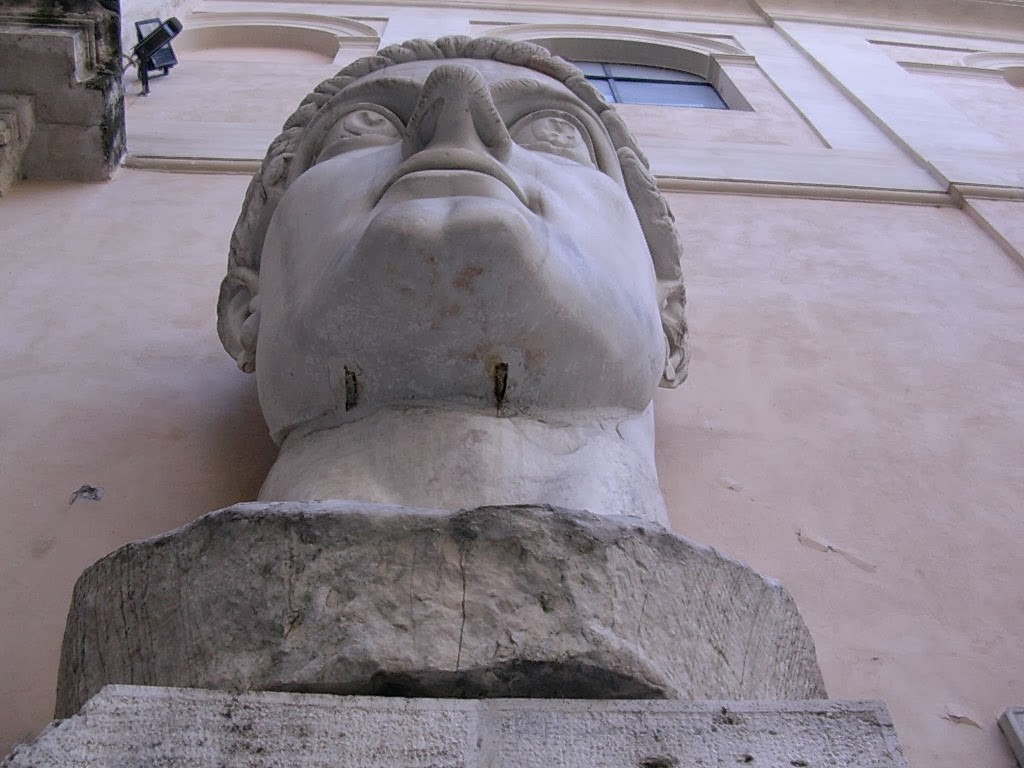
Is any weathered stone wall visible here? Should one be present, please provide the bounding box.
[0,0,124,190]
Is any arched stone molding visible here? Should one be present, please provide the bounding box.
[478,23,750,59]
[962,52,1024,87]
[176,12,380,65]
[475,23,754,109]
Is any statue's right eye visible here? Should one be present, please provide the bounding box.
[508,109,597,168]
[315,106,403,163]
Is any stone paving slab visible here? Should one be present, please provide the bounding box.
[4,685,908,768]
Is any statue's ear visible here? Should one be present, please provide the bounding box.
[618,148,689,387]
[658,281,689,388]
[217,266,261,373]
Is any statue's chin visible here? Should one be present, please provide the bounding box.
[255,194,664,441]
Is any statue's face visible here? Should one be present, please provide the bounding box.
[256,58,665,441]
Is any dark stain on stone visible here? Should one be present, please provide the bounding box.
[344,366,358,411]
[453,265,483,291]
[715,706,740,725]
[492,361,508,412]
[271,659,667,699]
[639,757,678,768]
[69,485,104,505]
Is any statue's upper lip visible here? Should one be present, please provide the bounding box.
[377,148,529,208]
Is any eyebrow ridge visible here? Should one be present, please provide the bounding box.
[490,77,579,102]
[332,76,587,115]
[334,77,424,110]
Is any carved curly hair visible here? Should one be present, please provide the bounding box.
[217,35,688,386]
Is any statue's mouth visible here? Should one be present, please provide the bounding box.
[377,148,529,208]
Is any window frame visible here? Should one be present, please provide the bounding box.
[573,61,729,109]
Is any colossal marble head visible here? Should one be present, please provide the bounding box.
[218,37,688,445]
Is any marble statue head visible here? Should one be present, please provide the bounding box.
[218,37,688,445]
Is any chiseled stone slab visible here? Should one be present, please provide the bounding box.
[56,503,825,717]
[1000,707,1024,766]
[4,686,908,768]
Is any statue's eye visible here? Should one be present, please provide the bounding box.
[316,106,403,163]
[509,110,596,167]
[338,108,401,138]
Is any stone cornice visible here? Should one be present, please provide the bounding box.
[207,0,1024,37]
[755,0,1024,40]
[124,152,965,208]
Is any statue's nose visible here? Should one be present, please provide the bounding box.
[403,64,512,162]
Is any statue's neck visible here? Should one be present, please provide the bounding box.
[258,405,668,525]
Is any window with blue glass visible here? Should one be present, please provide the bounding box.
[573,62,728,109]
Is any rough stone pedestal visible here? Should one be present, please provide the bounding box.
[4,686,908,768]
[56,502,825,717]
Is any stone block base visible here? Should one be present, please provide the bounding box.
[56,502,825,716]
[4,686,908,767]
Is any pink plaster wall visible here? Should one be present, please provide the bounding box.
[1,176,1022,767]
[658,192,1024,767]
[911,68,1024,152]
[0,172,277,751]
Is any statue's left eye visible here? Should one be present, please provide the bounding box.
[339,108,401,138]
[316,106,403,163]
[509,110,596,167]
